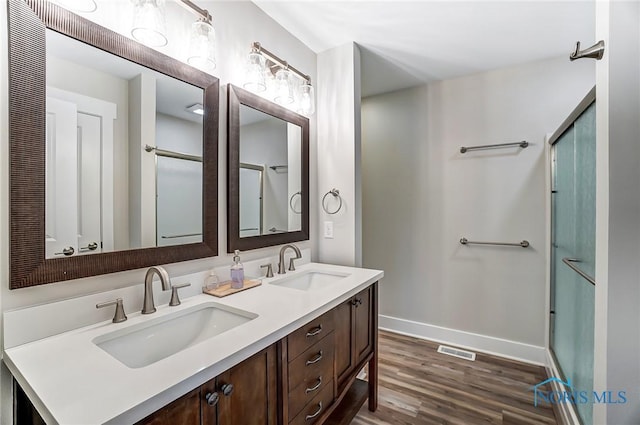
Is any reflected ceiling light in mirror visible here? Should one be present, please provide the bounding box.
[131,0,168,47]
[244,44,267,92]
[186,103,205,115]
[55,0,97,13]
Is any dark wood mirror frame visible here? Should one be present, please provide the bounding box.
[227,84,309,253]
[8,0,219,289]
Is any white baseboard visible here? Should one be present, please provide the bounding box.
[379,314,548,366]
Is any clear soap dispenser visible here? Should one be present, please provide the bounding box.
[230,250,244,289]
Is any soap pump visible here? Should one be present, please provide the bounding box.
[230,250,244,289]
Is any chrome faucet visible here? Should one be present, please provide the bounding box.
[142,266,171,314]
[278,244,302,274]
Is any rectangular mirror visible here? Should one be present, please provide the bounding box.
[228,85,309,252]
[8,0,219,288]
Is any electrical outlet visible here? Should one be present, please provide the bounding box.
[324,221,334,239]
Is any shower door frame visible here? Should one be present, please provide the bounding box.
[547,86,596,425]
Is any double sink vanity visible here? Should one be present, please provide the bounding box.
[5,258,382,424]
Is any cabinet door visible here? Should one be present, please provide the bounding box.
[354,286,373,365]
[136,388,201,425]
[217,344,278,425]
[334,298,355,389]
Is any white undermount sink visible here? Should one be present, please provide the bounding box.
[270,270,350,291]
[93,303,257,368]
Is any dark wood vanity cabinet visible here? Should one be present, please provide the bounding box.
[335,286,373,393]
[136,345,278,425]
[137,283,378,425]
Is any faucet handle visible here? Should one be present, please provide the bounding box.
[169,283,191,307]
[96,298,127,323]
[260,263,274,278]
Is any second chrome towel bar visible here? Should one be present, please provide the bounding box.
[460,237,530,248]
[460,141,528,154]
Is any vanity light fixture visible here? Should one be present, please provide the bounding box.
[178,0,217,72]
[54,0,97,13]
[244,44,267,92]
[244,42,316,116]
[186,103,205,115]
[131,0,168,48]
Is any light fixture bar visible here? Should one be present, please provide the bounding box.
[177,0,212,24]
[252,42,311,83]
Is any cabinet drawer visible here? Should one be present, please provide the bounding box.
[288,310,335,361]
[288,333,334,392]
[289,380,334,425]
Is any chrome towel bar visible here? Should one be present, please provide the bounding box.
[460,141,528,154]
[460,237,530,248]
[562,258,596,286]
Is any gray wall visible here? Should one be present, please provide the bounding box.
[362,56,594,353]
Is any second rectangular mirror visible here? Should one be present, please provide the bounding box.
[227,84,309,252]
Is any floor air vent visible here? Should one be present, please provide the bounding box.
[437,345,476,361]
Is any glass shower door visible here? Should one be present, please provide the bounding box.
[550,101,596,425]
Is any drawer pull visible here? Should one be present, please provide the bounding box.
[305,377,322,394]
[306,325,323,338]
[305,402,323,421]
[306,350,323,366]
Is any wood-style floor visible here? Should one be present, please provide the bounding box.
[353,331,557,425]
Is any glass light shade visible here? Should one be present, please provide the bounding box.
[187,20,216,72]
[55,0,97,13]
[243,52,267,92]
[297,83,315,116]
[274,69,294,105]
[131,0,168,48]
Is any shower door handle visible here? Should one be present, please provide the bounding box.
[562,258,596,286]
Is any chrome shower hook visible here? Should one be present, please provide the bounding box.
[322,189,342,215]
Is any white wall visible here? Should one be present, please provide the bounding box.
[0,1,316,422]
[593,2,640,423]
[362,56,594,361]
[317,42,362,266]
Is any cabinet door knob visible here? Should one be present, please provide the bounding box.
[79,242,98,252]
[221,383,234,396]
[205,392,219,406]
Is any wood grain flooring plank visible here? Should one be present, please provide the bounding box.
[354,331,558,425]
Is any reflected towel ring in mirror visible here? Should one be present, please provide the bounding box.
[322,189,342,215]
[289,191,302,214]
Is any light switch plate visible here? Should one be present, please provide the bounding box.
[324,221,334,239]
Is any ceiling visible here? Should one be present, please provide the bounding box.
[252,1,596,97]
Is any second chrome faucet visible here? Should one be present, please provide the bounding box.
[278,244,302,274]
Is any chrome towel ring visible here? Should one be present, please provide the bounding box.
[322,189,342,215]
[289,191,302,214]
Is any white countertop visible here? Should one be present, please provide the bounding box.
[4,262,383,425]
